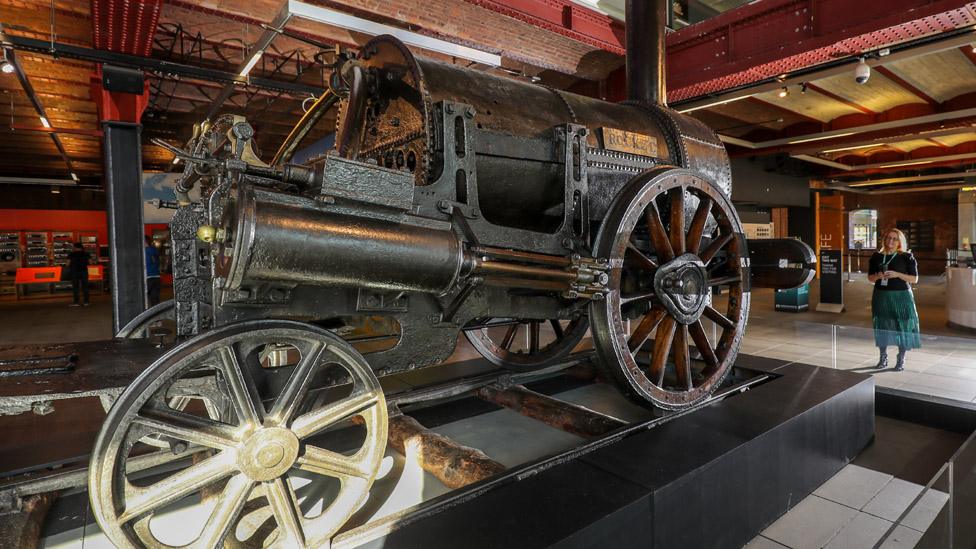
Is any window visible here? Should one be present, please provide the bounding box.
[848,209,877,250]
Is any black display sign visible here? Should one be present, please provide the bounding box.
[818,249,844,312]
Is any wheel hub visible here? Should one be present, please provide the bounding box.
[653,253,708,325]
[238,427,300,482]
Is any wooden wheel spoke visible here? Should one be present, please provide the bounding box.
[121,452,237,523]
[135,405,238,451]
[298,445,371,480]
[649,316,676,386]
[626,241,658,271]
[500,323,519,350]
[686,196,712,255]
[645,202,674,263]
[669,188,686,255]
[266,477,307,548]
[689,320,719,378]
[529,321,540,353]
[708,274,742,287]
[549,319,565,340]
[672,324,692,390]
[291,391,380,440]
[699,232,733,263]
[196,474,254,548]
[703,305,735,330]
[216,345,264,426]
[268,341,326,426]
[628,308,666,353]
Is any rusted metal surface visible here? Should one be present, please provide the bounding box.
[386,414,506,490]
[476,384,626,438]
[0,491,59,549]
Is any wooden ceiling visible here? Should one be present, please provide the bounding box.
[687,38,976,191]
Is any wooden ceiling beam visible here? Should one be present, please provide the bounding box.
[805,83,876,116]
[746,97,824,126]
[874,66,939,107]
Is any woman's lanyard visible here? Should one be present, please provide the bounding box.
[880,252,896,286]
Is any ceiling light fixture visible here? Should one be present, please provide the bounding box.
[239,51,264,77]
[172,157,181,165]
[677,94,751,114]
[778,87,789,98]
[787,132,856,145]
[39,116,50,129]
[878,160,933,169]
[821,143,884,154]
[0,50,13,74]
[50,186,60,194]
[70,173,79,181]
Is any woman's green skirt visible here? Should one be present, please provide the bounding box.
[872,289,921,349]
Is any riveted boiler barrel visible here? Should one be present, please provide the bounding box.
[338,35,732,230]
[217,189,464,293]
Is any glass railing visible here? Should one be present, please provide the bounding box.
[742,320,976,404]
[877,428,976,547]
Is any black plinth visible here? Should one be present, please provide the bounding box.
[352,355,875,549]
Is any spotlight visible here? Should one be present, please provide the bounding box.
[778,86,789,98]
[0,50,13,74]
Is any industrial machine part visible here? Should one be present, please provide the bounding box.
[88,1,816,545]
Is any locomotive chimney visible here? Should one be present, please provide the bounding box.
[626,0,668,106]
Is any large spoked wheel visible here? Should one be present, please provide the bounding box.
[590,167,750,410]
[89,320,388,548]
[464,316,588,372]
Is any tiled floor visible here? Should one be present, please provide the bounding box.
[746,464,949,549]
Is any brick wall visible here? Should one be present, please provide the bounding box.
[315,0,622,79]
[842,189,957,275]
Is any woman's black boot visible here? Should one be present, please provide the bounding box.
[875,348,888,369]
[895,347,906,371]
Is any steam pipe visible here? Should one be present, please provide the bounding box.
[626,0,668,106]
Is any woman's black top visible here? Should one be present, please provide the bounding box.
[868,251,917,291]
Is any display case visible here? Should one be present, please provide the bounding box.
[0,232,19,296]
[24,232,50,267]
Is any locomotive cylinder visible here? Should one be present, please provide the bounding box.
[218,190,464,294]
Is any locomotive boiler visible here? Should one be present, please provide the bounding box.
[88,2,815,547]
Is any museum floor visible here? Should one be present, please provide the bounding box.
[0,277,972,548]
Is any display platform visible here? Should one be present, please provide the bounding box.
[344,355,874,549]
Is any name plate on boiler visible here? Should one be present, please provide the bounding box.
[599,127,657,156]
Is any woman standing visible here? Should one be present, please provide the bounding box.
[868,229,920,371]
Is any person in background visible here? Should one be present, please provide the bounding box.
[66,242,89,307]
[145,235,160,307]
[868,228,920,371]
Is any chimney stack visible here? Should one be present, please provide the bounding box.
[626,0,668,106]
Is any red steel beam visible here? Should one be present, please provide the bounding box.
[666,0,976,102]
[90,0,163,56]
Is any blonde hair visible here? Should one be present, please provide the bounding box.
[879,228,909,253]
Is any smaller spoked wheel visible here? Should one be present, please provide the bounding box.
[464,316,588,372]
[116,300,177,344]
[90,320,388,548]
[590,167,750,410]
